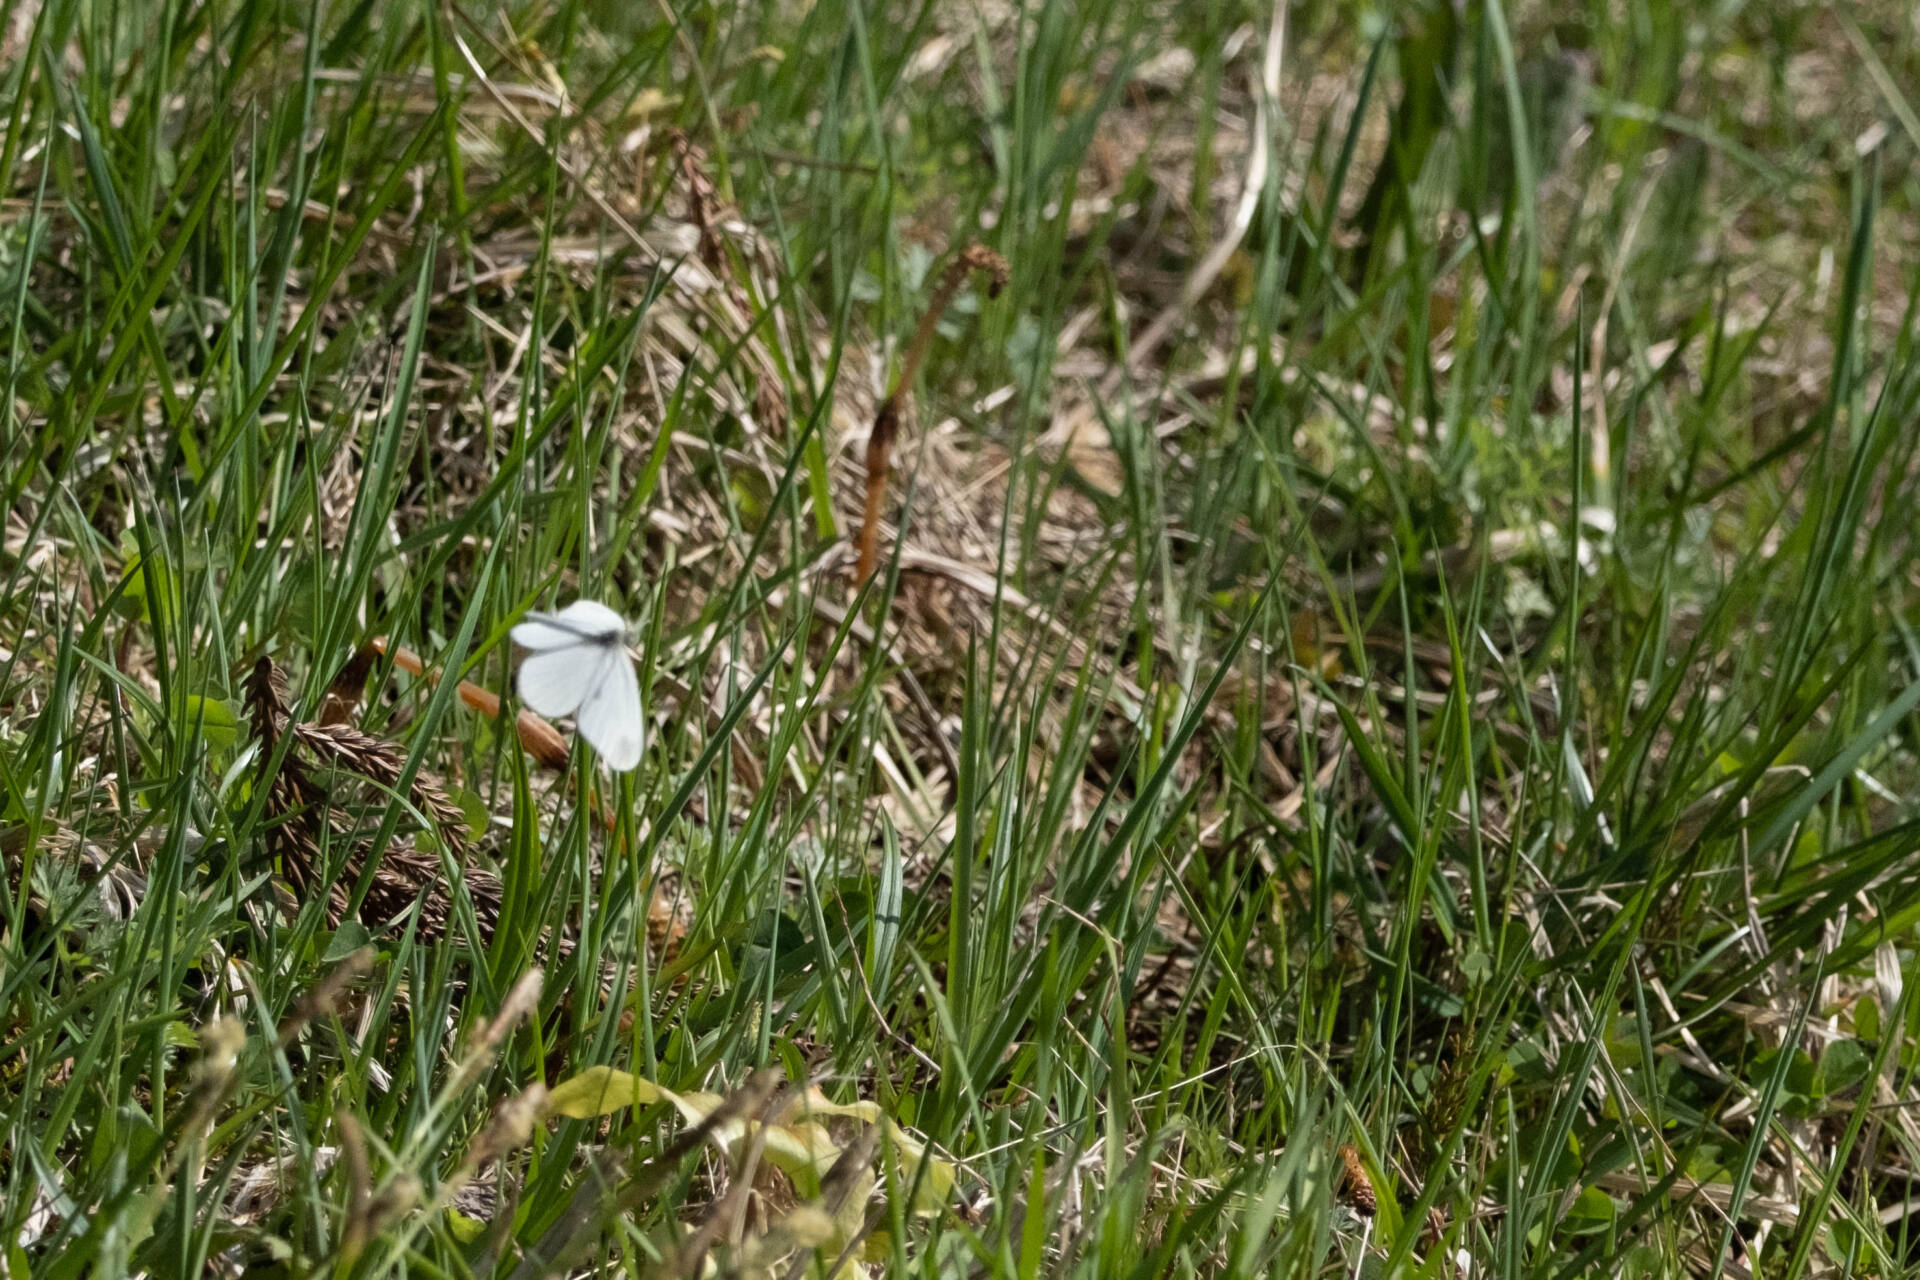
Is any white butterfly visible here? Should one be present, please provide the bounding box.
[511,599,643,772]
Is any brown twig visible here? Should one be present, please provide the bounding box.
[854,244,1009,588]
[357,637,571,769]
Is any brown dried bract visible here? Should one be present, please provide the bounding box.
[243,656,501,943]
[319,645,377,726]
[1338,1144,1377,1217]
[291,720,470,854]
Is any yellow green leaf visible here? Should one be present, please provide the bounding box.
[544,1067,666,1119]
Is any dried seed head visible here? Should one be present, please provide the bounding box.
[1338,1144,1376,1217]
[957,243,1011,298]
[452,969,545,1094]
[468,1082,551,1170]
[243,656,499,945]
[291,720,470,854]
[854,242,1008,589]
[278,947,374,1047]
[184,1017,248,1134]
[243,657,291,745]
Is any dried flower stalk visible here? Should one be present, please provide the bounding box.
[855,244,1009,587]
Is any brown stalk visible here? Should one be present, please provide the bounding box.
[853,244,1009,588]
[853,398,904,590]
[361,637,572,770]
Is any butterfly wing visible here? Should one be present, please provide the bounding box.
[516,646,597,718]
[512,615,585,651]
[513,598,639,768]
[512,599,627,650]
[571,643,644,771]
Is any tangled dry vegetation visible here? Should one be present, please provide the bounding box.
[9,0,1920,1274]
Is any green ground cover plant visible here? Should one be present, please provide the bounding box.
[4,0,1920,1275]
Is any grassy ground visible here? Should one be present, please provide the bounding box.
[5,0,1920,1275]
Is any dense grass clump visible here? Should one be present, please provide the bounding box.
[4,0,1920,1275]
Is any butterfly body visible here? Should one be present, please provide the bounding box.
[512,599,643,771]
